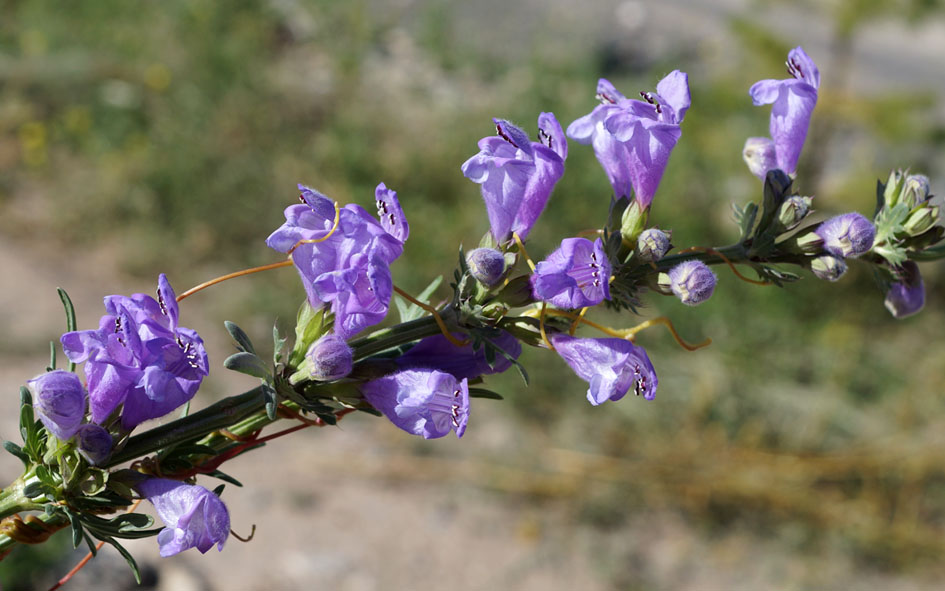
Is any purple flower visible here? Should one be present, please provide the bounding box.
[27,370,86,441]
[884,261,925,319]
[136,478,230,557]
[531,237,611,308]
[461,113,567,243]
[306,333,353,381]
[551,334,658,404]
[815,213,875,258]
[361,369,470,439]
[567,72,690,207]
[61,275,209,431]
[75,424,113,466]
[266,183,407,338]
[396,330,522,381]
[744,47,820,179]
[668,260,717,306]
[466,247,507,287]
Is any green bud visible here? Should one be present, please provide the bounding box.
[810,255,847,282]
[883,169,906,207]
[620,200,648,247]
[776,195,812,231]
[903,205,939,236]
[289,301,332,368]
[794,231,824,254]
[655,272,673,295]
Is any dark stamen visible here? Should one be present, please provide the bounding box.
[496,124,519,149]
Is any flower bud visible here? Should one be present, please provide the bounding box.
[636,228,672,262]
[306,333,353,381]
[901,174,932,208]
[777,196,812,231]
[620,200,648,246]
[794,231,824,254]
[466,248,506,287]
[902,205,939,236]
[815,213,875,258]
[884,261,925,319]
[668,260,717,306]
[809,255,847,282]
[75,424,113,466]
[27,370,86,441]
[742,136,777,180]
[883,169,906,207]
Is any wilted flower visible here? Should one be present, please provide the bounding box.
[75,424,113,466]
[668,260,717,306]
[266,184,407,338]
[636,228,672,262]
[551,334,658,404]
[810,254,848,282]
[396,330,522,381]
[306,333,353,381]
[61,275,209,430]
[531,237,612,309]
[361,369,470,439]
[466,248,507,287]
[136,478,230,557]
[815,213,875,258]
[884,261,925,318]
[27,370,86,441]
[744,47,820,179]
[461,114,567,243]
[567,72,690,207]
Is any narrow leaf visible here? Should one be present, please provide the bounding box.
[57,288,77,372]
[223,352,271,379]
[468,388,504,400]
[3,441,30,467]
[225,321,257,355]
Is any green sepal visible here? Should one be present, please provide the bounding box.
[225,321,257,355]
[212,484,226,497]
[287,301,333,368]
[752,170,793,251]
[224,352,272,380]
[273,323,288,366]
[57,288,77,372]
[262,383,278,420]
[47,341,57,372]
[478,230,498,250]
[23,481,54,498]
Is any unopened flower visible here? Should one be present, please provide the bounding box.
[810,254,848,282]
[466,248,506,287]
[777,196,812,231]
[901,174,932,208]
[361,369,470,439]
[636,228,672,262]
[61,275,209,430]
[568,73,690,207]
[136,478,230,557]
[306,333,353,381]
[27,370,86,441]
[744,47,820,179]
[551,334,658,404]
[531,237,611,309]
[668,260,717,306]
[461,113,567,243]
[884,261,925,319]
[396,330,521,380]
[75,424,113,466]
[266,184,406,338]
[815,213,875,258]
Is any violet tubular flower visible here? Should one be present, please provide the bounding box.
[136,478,230,557]
[75,424,113,466]
[567,72,690,207]
[744,47,820,179]
[531,237,612,309]
[396,330,522,381]
[361,369,470,439]
[266,183,407,339]
[884,261,925,319]
[815,213,876,258]
[461,113,567,243]
[27,370,86,441]
[60,275,210,431]
[551,334,658,404]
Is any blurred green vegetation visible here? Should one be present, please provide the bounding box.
[2,0,945,587]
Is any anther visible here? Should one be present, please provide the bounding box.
[538,127,553,149]
[596,92,616,105]
[496,124,519,149]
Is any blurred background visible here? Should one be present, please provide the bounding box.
[2,0,945,589]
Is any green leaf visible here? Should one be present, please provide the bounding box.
[66,508,83,548]
[206,469,244,487]
[263,383,278,420]
[395,276,443,322]
[225,321,257,355]
[273,323,287,366]
[47,341,56,372]
[23,481,51,498]
[212,484,226,497]
[3,441,30,467]
[35,464,57,487]
[104,537,143,584]
[57,288,77,372]
[468,388,504,400]
[224,352,271,380]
